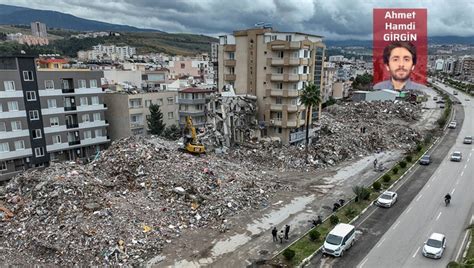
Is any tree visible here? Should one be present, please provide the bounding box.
[162,124,181,140]
[300,82,321,160]
[147,104,165,135]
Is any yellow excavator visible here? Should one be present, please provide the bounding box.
[182,116,206,154]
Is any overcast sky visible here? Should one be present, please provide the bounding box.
[2,0,473,39]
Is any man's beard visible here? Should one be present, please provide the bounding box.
[391,68,411,82]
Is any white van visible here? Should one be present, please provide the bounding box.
[322,223,356,257]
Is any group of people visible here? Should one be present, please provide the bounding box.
[271,225,290,244]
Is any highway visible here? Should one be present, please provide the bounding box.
[357,82,474,268]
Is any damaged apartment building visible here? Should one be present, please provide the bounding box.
[217,27,325,145]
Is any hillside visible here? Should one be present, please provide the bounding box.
[0,4,161,32]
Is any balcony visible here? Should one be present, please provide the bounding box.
[224,74,236,80]
[66,123,79,129]
[270,119,282,126]
[268,57,301,66]
[224,60,236,66]
[287,90,299,97]
[269,74,284,81]
[68,140,81,146]
[62,88,75,94]
[177,98,207,105]
[268,41,301,50]
[289,128,315,143]
[269,89,283,96]
[179,111,205,117]
[287,105,300,112]
[224,45,236,52]
[64,105,77,111]
[270,104,283,111]
[286,74,300,81]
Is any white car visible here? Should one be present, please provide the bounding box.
[422,233,446,259]
[448,121,457,129]
[376,191,398,208]
[450,151,462,162]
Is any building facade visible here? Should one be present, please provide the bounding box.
[0,56,109,181]
[217,28,325,144]
[31,21,47,38]
[104,91,179,140]
[177,87,214,127]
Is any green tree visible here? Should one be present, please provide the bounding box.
[300,82,321,160]
[162,124,181,140]
[147,104,165,135]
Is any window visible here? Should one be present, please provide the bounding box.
[95,129,102,137]
[8,101,19,111]
[286,35,292,42]
[44,80,54,89]
[34,147,45,157]
[129,98,142,108]
[4,81,15,91]
[276,97,282,104]
[26,91,37,101]
[11,121,21,131]
[0,161,6,171]
[29,110,39,120]
[62,79,70,89]
[303,50,309,58]
[0,122,5,132]
[78,79,87,88]
[130,114,143,123]
[271,35,277,41]
[50,117,59,126]
[53,135,61,144]
[228,52,235,60]
[14,140,25,150]
[145,100,152,107]
[82,114,90,122]
[277,51,284,58]
[229,67,235,74]
[0,142,9,153]
[180,63,185,69]
[32,129,42,139]
[168,112,174,119]
[0,104,2,112]
[90,79,98,88]
[80,97,88,106]
[303,66,308,74]
[276,67,284,74]
[157,98,163,105]
[84,130,92,139]
[93,113,101,121]
[91,96,99,105]
[277,83,283,89]
[167,97,174,105]
[47,99,57,108]
[23,71,34,81]
[276,112,282,119]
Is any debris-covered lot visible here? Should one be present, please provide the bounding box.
[0,100,430,266]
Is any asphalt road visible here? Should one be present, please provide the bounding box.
[310,83,473,268]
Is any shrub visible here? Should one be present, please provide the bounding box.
[352,185,370,202]
[383,174,391,182]
[372,181,381,191]
[283,248,296,260]
[405,155,413,163]
[330,215,339,225]
[392,167,399,175]
[309,229,321,241]
[416,144,423,152]
[345,207,359,218]
[399,161,407,169]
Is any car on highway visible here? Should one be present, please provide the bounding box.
[463,136,473,144]
[466,98,470,101]
[448,121,457,129]
[436,99,445,104]
[376,191,398,208]
[419,154,431,165]
[453,90,458,95]
[450,151,462,162]
[322,223,356,257]
[422,233,446,259]
[433,96,438,101]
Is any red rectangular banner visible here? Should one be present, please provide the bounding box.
[373,8,427,90]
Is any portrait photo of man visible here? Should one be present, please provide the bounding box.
[373,41,426,91]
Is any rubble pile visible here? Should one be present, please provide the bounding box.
[222,101,424,170]
[0,136,281,266]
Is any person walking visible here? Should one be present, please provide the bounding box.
[272,227,278,242]
[373,158,378,169]
[278,230,284,244]
[284,224,290,240]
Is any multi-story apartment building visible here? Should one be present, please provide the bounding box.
[177,87,214,127]
[142,69,170,91]
[0,56,110,180]
[218,27,325,144]
[104,90,179,140]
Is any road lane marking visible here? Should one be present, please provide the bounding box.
[392,220,401,230]
[412,246,420,258]
[416,194,423,202]
[376,237,386,248]
[451,188,456,195]
[456,229,471,261]
[359,257,369,268]
[436,212,442,221]
[464,164,468,169]
[461,171,464,177]
[405,207,412,214]
[432,176,437,181]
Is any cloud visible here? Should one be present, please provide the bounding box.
[1,0,473,39]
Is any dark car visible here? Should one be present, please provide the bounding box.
[419,154,431,165]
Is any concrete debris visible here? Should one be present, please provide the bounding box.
[0,136,281,266]
[219,101,424,170]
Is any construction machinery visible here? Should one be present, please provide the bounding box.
[182,116,206,154]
